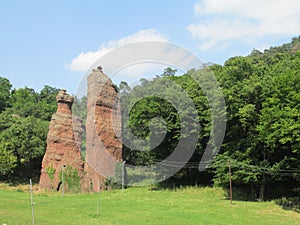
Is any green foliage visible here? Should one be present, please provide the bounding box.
[275,197,300,212]
[72,95,87,126]
[37,85,60,120]
[161,67,177,77]
[0,80,58,182]
[121,70,210,168]
[72,95,87,154]
[105,162,123,189]
[121,37,300,199]
[59,165,81,192]
[9,87,39,117]
[0,77,12,112]
[210,37,300,200]
[45,164,56,187]
[0,143,17,176]
[8,86,59,120]
[0,114,48,181]
[119,81,131,94]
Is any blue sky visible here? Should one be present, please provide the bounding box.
[1,0,300,94]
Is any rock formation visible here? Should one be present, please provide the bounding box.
[39,90,84,190]
[39,68,122,192]
[84,67,122,191]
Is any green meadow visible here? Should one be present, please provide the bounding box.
[0,185,299,225]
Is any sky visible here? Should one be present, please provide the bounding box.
[1,0,300,95]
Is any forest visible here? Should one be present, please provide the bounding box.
[0,37,299,201]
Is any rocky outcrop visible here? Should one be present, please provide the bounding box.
[84,67,122,191]
[39,90,84,190]
[39,68,122,192]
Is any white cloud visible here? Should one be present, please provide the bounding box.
[188,0,300,50]
[66,29,168,72]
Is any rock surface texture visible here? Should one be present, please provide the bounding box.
[39,90,84,190]
[84,68,122,191]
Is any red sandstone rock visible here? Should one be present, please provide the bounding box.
[84,67,122,191]
[39,90,84,190]
[39,69,122,192]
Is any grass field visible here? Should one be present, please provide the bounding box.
[0,185,299,225]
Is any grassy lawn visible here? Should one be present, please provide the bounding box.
[0,185,299,225]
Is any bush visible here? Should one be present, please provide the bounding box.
[275,197,300,212]
[45,165,56,188]
[59,165,81,192]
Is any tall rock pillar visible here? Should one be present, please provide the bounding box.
[84,67,122,191]
[39,90,84,190]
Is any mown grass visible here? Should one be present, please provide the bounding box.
[0,185,299,225]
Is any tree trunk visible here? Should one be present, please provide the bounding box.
[259,150,268,201]
[259,174,266,201]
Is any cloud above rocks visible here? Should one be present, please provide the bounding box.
[188,0,300,50]
[66,29,168,72]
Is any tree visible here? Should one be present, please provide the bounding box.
[37,85,59,120]
[8,87,39,117]
[0,79,59,182]
[209,56,267,199]
[72,95,87,154]
[255,60,300,199]
[161,67,177,77]
[210,43,300,200]
[7,86,59,120]
[0,115,48,181]
[119,81,131,94]
[0,143,17,177]
[0,77,12,112]
[121,68,212,185]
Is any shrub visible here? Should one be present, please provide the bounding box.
[59,165,81,192]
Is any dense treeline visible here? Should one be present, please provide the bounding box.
[121,37,300,200]
[211,38,300,200]
[0,81,59,182]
